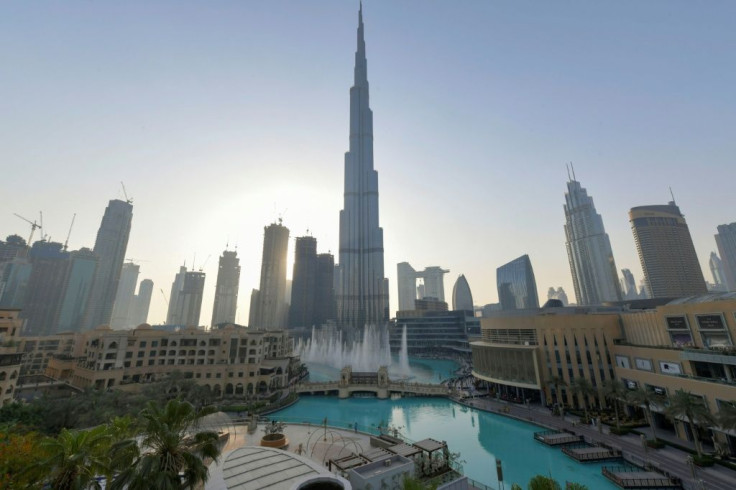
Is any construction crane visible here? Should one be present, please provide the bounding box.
[198,254,212,272]
[120,182,133,204]
[13,213,41,245]
[63,213,76,251]
[160,288,169,306]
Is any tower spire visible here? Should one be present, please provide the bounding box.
[354,1,368,86]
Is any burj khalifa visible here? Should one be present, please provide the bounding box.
[335,4,388,333]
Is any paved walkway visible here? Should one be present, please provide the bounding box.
[458,396,736,490]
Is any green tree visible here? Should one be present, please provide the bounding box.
[570,378,595,422]
[110,399,221,490]
[0,428,46,489]
[602,379,626,430]
[546,375,567,415]
[664,389,716,458]
[528,474,561,490]
[564,483,588,490]
[33,425,112,490]
[626,386,664,441]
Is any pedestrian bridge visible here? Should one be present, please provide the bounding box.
[295,366,449,399]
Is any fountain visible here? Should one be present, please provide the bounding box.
[296,325,411,378]
[398,324,410,376]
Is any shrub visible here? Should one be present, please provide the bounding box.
[646,438,665,449]
[609,426,630,436]
[693,454,714,467]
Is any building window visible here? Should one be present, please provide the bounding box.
[659,361,682,375]
[665,316,693,346]
[615,355,630,369]
[139,341,147,348]
[695,314,732,348]
[634,358,653,371]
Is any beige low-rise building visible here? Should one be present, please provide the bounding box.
[45,323,298,397]
[471,293,736,450]
[471,306,623,409]
[614,293,736,451]
[0,309,23,405]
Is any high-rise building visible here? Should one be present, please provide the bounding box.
[452,274,474,312]
[20,241,71,336]
[56,248,98,332]
[251,221,290,329]
[288,237,336,329]
[620,268,640,300]
[0,256,32,309]
[171,270,205,327]
[563,178,622,305]
[211,250,240,326]
[289,237,317,328]
[715,223,736,291]
[82,199,133,329]
[396,262,449,313]
[497,255,539,311]
[0,235,27,264]
[129,278,153,326]
[314,253,336,327]
[335,5,388,332]
[110,263,140,329]
[547,287,569,306]
[397,262,417,312]
[630,203,706,298]
[709,252,727,291]
[166,266,187,325]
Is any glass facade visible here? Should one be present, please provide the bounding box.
[496,255,539,310]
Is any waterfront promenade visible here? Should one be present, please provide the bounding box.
[457,395,736,490]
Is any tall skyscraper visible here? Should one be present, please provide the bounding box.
[314,253,336,326]
[110,262,140,329]
[709,252,727,291]
[251,221,290,329]
[547,287,569,306]
[82,199,133,329]
[289,236,317,328]
[630,202,706,298]
[397,262,417,311]
[396,262,449,312]
[130,278,153,326]
[56,248,98,332]
[497,255,539,310]
[20,241,71,336]
[171,270,205,327]
[211,250,240,326]
[335,5,388,332]
[621,268,640,300]
[452,274,474,312]
[166,265,187,325]
[563,177,622,305]
[715,223,736,291]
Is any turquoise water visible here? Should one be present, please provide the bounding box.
[305,357,460,384]
[271,397,618,489]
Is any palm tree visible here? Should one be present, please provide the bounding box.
[626,386,664,441]
[717,401,736,431]
[665,389,716,458]
[111,399,221,490]
[570,378,595,422]
[528,474,561,490]
[34,425,112,490]
[602,379,626,430]
[546,375,567,415]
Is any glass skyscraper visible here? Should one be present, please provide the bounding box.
[497,255,539,311]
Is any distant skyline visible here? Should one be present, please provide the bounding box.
[2,1,735,326]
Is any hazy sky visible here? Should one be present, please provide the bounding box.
[2,1,735,326]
